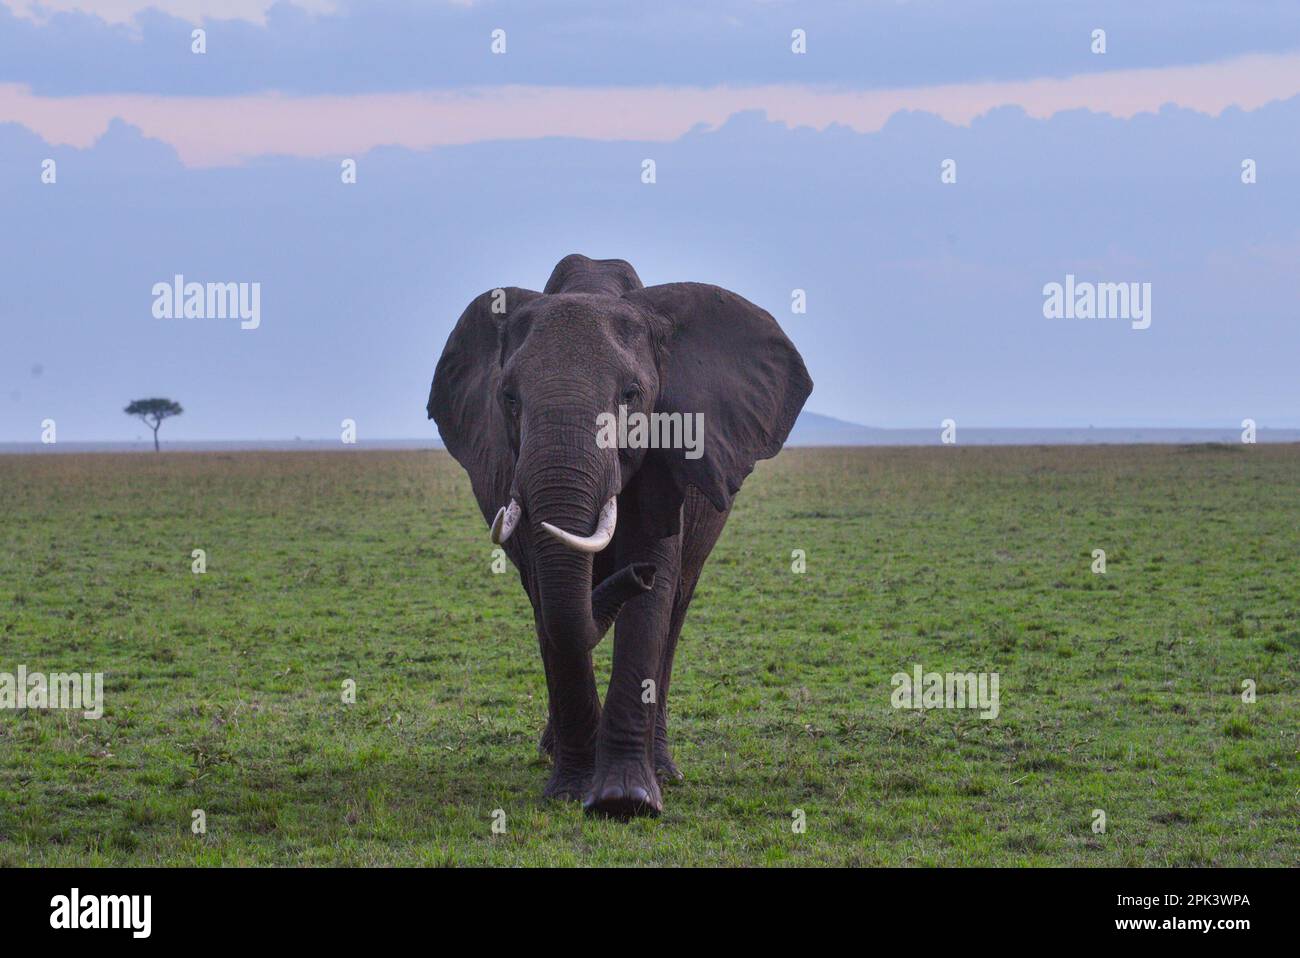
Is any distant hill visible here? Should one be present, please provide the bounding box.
[786,411,887,446]
[784,412,1300,446]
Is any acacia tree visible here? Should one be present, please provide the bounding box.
[124,398,183,452]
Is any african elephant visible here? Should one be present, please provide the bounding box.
[427,254,812,818]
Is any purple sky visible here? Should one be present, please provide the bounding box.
[2,2,1297,439]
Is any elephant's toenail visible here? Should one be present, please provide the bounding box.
[599,785,624,803]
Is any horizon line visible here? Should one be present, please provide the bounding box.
[4,424,1299,448]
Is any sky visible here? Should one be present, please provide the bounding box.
[1,0,1297,441]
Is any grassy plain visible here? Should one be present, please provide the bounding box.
[0,444,1296,865]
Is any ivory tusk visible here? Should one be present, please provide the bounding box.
[490,499,521,544]
[540,497,617,553]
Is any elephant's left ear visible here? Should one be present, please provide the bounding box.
[625,282,813,512]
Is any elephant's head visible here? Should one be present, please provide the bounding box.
[427,254,812,649]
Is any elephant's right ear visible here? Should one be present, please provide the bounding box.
[427,287,541,524]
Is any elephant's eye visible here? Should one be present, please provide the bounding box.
[502,390,520,413]
[622,383,641,403]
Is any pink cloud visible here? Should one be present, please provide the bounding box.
[4,51,1299,166]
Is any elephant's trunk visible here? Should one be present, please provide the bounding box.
[517,421,647,648]
[495,491,653,648]
[533,530,600,648]
[529,501,653,650]
[591,562,656,645]
[531,544,653,652]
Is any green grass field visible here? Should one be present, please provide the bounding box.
[1,445,1296,865]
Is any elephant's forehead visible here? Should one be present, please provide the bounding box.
[512,295,646,352]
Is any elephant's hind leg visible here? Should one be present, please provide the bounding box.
[652,597,690,783]
[654,492,728,783]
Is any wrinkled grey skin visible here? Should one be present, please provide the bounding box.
[428,254,812,818]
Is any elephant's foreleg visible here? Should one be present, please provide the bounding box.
[533,615,602,801]
[585,538,680,818]
[538,606,680,781]
[537,561,656,759]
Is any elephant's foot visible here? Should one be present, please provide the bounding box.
[542,758,593,802]
[654,722,683,782]
[654,743,684,783]
[583,758,663,819]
